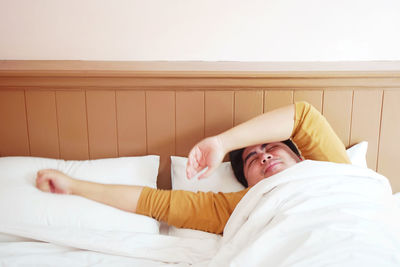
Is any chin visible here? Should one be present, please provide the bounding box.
[264,164,285,177]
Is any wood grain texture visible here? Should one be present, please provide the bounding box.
[0,90,30,156]
[146,91,175,189]
[377,90,400,192]
[86,90,118,159]
[56,91,89,160]
[323,90,353,147]
[264,90,293,112]
[294,90,323,112]
[234,91,264,125]
[1,61,399,191]
[350,90,383,170]
[25,91,60,158]
[205,91,234,137]
[2,61,400,89]
[116,91,147,156]
[176,91,205,156]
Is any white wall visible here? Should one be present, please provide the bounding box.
[0,0,399,61]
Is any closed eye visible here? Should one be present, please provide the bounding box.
[244,151,256,166]
[245,154,257,168]
[266,145,278,152]
[244,143,268,167]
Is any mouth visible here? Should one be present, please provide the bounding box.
[264,161,282,175]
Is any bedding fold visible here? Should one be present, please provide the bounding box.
[1,160,400,266]
[209,160,400,266]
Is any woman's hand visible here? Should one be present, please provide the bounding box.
[36,169,75,194]
[186,135,226,179]
[36,169,143,213]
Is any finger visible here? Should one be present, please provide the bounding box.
[186,163,202,179]
[36,170,45,180]
[186,162,193,179]
[37,178,51,193]
[186,153,195,179]
[186,166,195,179]
[37,169,51,176]
[49,180,56,193]
[190,148,201,168]
[194,147,203,168]
[186,147,202,179]
[36,171,47,187]
[35,176,42,188]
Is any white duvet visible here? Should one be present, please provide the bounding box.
[1,160,400,266]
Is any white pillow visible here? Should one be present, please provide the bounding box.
[169,142,369,238]
[171,156,244,193]
[393,193,400,209]
[0,156,160,242]
[171,141,368,194]
[169,156,244,238]
[346,141,368,168]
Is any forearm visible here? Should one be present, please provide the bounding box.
[71,180,144,213]
[218,104,295,153]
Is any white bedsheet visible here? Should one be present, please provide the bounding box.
[0,241,189,267]
[1,160,400,266]
[0,225,218,265]
[208,160,400,266]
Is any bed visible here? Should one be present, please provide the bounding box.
[0,61,400,266]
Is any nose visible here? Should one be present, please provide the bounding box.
[260,153,272,164]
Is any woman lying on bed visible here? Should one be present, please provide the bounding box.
[36,101,350,234]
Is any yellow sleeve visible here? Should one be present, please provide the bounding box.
[292,101,350,163]
[136,187,249,234]
[137,101,350,234]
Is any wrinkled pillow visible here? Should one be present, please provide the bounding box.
[169,142,369,238]
[169,156,244,238]
[346,141,368,168]
[171,156,244,193]
[171,141,368,195]
[0,156,160,242]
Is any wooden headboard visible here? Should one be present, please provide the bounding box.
[1,61,399,192]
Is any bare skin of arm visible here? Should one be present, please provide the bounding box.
[186,104,295,178]
[36,169,143,213]
[36,104,295,213]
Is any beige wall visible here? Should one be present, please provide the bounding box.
[0,0,399,61]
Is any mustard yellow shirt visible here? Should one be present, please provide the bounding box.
[136,101,350,234]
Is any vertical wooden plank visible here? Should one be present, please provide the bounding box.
[350,90,383,170]
[116,91,147,156]
[176,91,204,156]
[377,90,400,192]
[234,91,263,125]
[25,91,60,158]
[86,90,118,159]
[56,91,89,160]
[293,90,323,112]
[0,90,30,156]
[205,91,234,137]
[146,91,175,189]
[264,90,293,112]
[323,90,353,147]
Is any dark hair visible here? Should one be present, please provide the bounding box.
[229,139,301,187]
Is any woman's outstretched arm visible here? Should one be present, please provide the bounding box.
[36,169,143,213]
